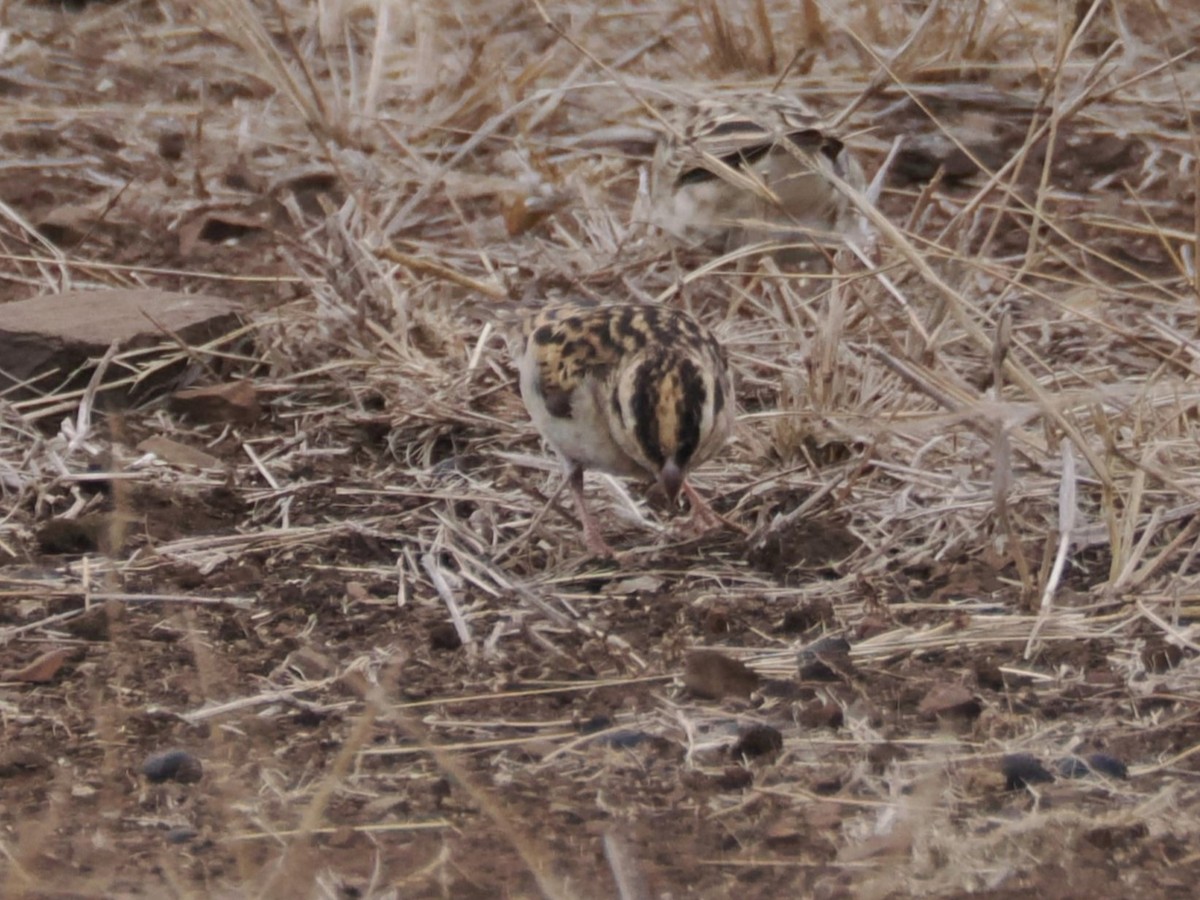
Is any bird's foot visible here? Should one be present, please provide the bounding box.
[680,482,747,537]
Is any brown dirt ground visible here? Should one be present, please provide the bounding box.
[4,1,1200,899]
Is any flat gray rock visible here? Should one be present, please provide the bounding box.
[0,289,244,400]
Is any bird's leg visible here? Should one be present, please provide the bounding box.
[568,466,615,557]
[681,482,748,535]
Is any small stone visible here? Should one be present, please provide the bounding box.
[36,518,103,555]
[1141,639,1183,673]
[272,646,336,682]
[683,649,759,700]
[702,605,732,635]
[604,730,651,750]
[169,381,262,426]
[158,131,187,161]
[428,623,462,652]
[141,749,204,785]
[715,767,754,791]
[918,684,982,721]
[1057,753,1128,780]
[780,598,835,634]
[854,614,890,641]
[165,827,198,844]
[2,647,73,683]
[974,659,1006,691]
[1086,753,1129,779]
[577,715,613,734]
[63,607,110,642]
[797,635,854,681]
[1001,753,1054,790]
[731,724,783,761]
[0,748,51,777]
[137,436,222,470]
[797,700,844,731]
[867,742,907,773]
[1056,756,1089,779]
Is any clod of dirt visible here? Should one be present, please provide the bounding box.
[748,518,860,584]
[715,767,754,791]
[271,646,336,683]
[867,743,908,773]
[2,647,73,683]
[762,820,806,849]
[854,614,890,641]
[1001,753,1055,790]
[892,136,1005,184]
[797,635,854,681]
[141,749,204,785]
[683,649,760,700]
[1057,753,1128,780]
[797,700,844,731]
[428,623,463,652]
[731,724,784,761]
[701,605,732,635]
[603,730,653,750]
[64,607,110,642]
[974,659,1007,691]
[137,435,222,470]
[917,684,982,722]
[0,748,51,778]
[578,715,613,734]
[36,517,104,555]
[165,827,199,844]
[779,598,836,634]
[1085,822,1150,852]
[169,381,262,426]
[157,130,187,161]
[1141,638,1184,673]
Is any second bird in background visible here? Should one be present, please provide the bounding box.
[648,94,865,256]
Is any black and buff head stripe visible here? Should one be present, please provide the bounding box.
[630,353,708,471]
[672,357,706,467]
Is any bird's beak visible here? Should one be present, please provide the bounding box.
[659,460,683,505]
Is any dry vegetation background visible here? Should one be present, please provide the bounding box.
[3,0,1200,897]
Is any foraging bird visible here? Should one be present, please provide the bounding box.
[648,95,865,253]
[516,302,735,557]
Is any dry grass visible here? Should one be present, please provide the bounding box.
[3,0,1200,896]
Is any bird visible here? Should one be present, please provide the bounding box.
[514,301,735,557]
[648,94,865,255]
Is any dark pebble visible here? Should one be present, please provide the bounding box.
[604,730,651,750]
[797,634,854,681]
[142,749,204,784]
[428,623,462,651]
[1001,753,1054,790]
[716,767,754,791]
[731,724,783,761]
[1057,753,1128,780]
[1057,756,1089,779]
[578,715,613,734]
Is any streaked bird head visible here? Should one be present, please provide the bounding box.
[609,342,731,501]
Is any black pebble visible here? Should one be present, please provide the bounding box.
[731,724,784,761]
[578,715,614,734]
[428,623,462,651]
[1057,753,1128,780]
[797,635,853,680]
[142,749,204,784]
[1001,753,1054,790]
[604,730,651,750]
